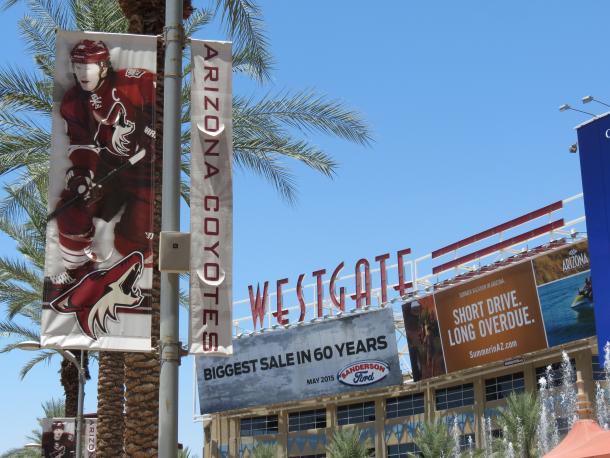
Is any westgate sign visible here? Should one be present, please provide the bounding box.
[247,248,412,328]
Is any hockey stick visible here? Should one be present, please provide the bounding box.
[47,149,146,222]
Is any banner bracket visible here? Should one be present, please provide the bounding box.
[162,25,185,79]
[160,340,183,365]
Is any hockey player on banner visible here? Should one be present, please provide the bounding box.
[42,31,157,351]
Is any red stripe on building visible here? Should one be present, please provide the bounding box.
[432,218,565,275]
[432,201,563,259]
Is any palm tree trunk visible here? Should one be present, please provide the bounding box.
[96,352,125,457]
[116,2,191,456]
[61,352,89,417]
[92,2,193,455]
[61,358,79,417]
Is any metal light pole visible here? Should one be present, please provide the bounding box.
[159,0,183,457]
[16,341,86,457]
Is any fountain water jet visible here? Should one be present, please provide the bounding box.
[559,351,578,428]
[452,416,460,458]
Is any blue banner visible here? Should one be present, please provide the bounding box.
[576,113,610,356]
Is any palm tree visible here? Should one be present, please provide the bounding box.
[1,0,371,455]
[250,443,277,458]
[0,397,65,458]
[493,392,540,458]
[326,426,371,458]
[411,421,456,458]
[177,445,197,458]
[0,449,39,458]
[0,180,91,417]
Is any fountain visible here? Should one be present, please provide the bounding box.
[596,382,609,429]
[452,416,460,458]
[482,415,493,458]
[559,351,578,428]
[506,441,515,458]
[596,341,610,430]
[537,377,550,454]
[478,347,610,456]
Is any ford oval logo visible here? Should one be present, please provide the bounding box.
[337,360,390,386]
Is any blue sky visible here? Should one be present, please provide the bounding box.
[0,0,608,454]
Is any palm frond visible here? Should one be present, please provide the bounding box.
[0,0,20,11]
[232,46,272,80]
[0,174,49,243]
[179,287,189,310]
[25,429,42,445]
[233,148,297,204]
[0,257,43,288]
[0,320,40,343]
[180,155,191,204]
[326,427,370,458]
[213,0,272,82]
[19,350,56,379]
[0,216,46,268]
[41,397,65,417]
[239,90,373,146]
[235,134,337,177]
[0,132,50,176]
[0,447,41,458]
[184,7,213,37]
[0,66,52,114]
[72,0,129,33]
[18,15,57,64]
[412,421,455,458]
[0,286,42,319]
[25,0,72,31]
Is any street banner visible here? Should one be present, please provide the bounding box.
[576,114,610,356]
[189,40,233,355]
[42,31,156,351]
[403,240,595,381]
[196,307,402,414]
[84,418,97,457]
[42,417,76,458]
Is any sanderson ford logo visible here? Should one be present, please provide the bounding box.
[337,360,390,386]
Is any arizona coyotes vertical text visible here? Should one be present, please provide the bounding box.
[189,40,233,355]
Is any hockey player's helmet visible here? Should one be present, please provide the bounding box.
[70,40,110,65]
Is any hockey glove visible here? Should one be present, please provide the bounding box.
[65,167,102,205]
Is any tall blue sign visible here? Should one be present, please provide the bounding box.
[576,113,610,357]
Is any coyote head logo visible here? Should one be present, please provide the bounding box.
[50,252,145,340]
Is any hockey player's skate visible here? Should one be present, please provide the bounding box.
[43,261,95,304]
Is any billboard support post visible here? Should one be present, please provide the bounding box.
[159,0,184,457]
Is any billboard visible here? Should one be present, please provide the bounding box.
[196,307,402,414]
[576,114,610,356]
[189,40,233,355]
[41,31,157,351]
[403,240,595,381]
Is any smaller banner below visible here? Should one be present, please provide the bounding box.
[403,240,595,381]
[189,40,233,355]
[576,114,610,357]
[196,307,402,414]
[42,417,76,458]
[42,30,157,351]
[84,418,97,457]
